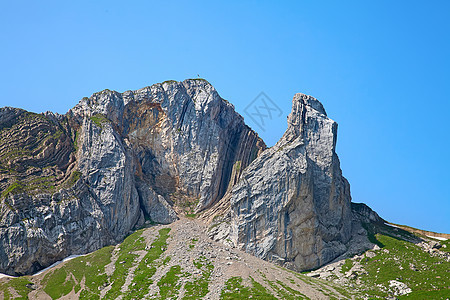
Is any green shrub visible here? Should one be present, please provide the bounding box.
[1,181,25,198]
[89,114,110,129]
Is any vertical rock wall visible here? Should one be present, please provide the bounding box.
[209,93,352,272]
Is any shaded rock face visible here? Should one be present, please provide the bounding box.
[0,79,265,275]
[209,94,352,272]
[351,202,384,225]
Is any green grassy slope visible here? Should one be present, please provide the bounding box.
[0,221,448,299]
[333,223,450,299]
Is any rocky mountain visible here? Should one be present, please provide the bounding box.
[1,79,449,299]
[0,79,265,276]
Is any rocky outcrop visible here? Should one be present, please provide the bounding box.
[0,79,265,275]
[351,202,384,225]
[0,108,76,196]
[70,79,265,212]
[0,104,146,276]
[208,93,352,272]
[1,80,375,277]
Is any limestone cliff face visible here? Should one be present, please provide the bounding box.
[0,80,355,277]
[208,93,352,272]
[70,79,265,213]
[0,79,265,275]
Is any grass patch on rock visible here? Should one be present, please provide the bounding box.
[221,276,276,299]
[183,255,214,299]
[157,265,182,299]
[355,233,450,298]
[188,238,198,250]
[89,114,110,129]
[104,229,146,299]
[124,227,171,299]
[42,267,75,299]
[0,277,33,300]
[340,258,353,274]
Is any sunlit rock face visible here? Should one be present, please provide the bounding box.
[209,93,352,272]
[0,80,353,276]
[0,79,265,275]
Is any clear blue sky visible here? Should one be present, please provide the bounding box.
[1,1,449,233]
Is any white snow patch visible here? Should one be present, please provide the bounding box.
[385,223,400,228]
[0,273,15,279]
[426,235,448,241]
[33,254,85,276]
[0,254,89,279]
